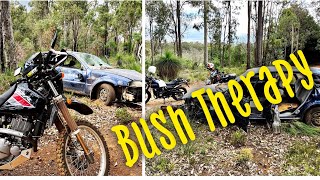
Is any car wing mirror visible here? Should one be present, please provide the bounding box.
[77,73,85,82]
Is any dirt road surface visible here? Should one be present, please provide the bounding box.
[0,98,142,176]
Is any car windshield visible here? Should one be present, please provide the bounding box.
[74,52,112,69]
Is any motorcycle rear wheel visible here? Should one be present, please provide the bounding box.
[56,120,110,176]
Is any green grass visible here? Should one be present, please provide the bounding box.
[282,121,320,136]
[177,65,246,84]
[179,141,196,160]
[155,157,175,173]
[0,71,16,94]
[115,108,133,124]
[283,141,320,175]
[106,53,142,72]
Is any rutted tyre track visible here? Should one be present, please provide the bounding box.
[0,98,142,176]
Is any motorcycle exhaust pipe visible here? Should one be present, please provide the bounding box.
[0,128,37,150]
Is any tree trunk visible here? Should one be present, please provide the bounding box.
[203,0,208,65]
[104,31,108,56]
[255,1,263,67]
[72,18,80,52]
[296,27,299,51]
[114,28,118,53]
[150,19,154,65]
[1,1,16,70]
[263,2,273,65]
[227,1,231,66]
[291,24,294,54]
[0,2,5,72]
[221,6,228,67]
[247,1,251,70]
[177,0,182,57]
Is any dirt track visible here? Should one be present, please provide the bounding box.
[0,98,142,176]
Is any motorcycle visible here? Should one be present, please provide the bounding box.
[0,31,109,176]
[145,66,189,103]
[206,70,236,85]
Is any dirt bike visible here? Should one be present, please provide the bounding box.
[0,31,110,176]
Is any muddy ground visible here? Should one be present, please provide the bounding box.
[0,98,142,176]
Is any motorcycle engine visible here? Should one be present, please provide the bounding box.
[0,115,33,160]
[0,138,21,159]
[10,115,33,133]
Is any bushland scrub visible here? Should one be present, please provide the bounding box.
[145,42,247,84]
[145,109,320,176]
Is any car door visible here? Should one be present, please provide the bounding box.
[60,55,87,95]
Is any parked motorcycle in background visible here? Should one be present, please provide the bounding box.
[0,31,110,176]
[205,63,236,85]
[145,66,189,103]
[205,71,237,85]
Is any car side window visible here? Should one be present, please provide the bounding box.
[313,74,320,86]
[63,56,82,69]
[278,73,297,87]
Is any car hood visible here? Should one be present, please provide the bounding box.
[93,69,142,81]
[183,83,229,99]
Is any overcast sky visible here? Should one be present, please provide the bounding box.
[175,0,318,43]
[146,0,318,43]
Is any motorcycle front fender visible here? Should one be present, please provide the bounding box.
[49,100,93,131]
[66,100,93,115]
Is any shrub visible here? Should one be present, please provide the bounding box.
[230,130,247,147]
[115,108,132,124]
[110,53,141,72]
[0,71,16,94]
[155,158,174,173]
[155,51,182,80]
[236,148,253,164]
[282,121,320,136]
[220,67,246,76]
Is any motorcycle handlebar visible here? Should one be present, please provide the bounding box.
[10,78,27,86]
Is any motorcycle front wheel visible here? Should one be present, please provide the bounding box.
[145,90,151,104]
[56,120,110,176]
[172,87,187,101]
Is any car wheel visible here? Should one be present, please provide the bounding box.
[304,107,320,127]
[97,84,116,106]
[172,87,187,101]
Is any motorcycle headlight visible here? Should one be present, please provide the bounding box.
[130,81,142,87]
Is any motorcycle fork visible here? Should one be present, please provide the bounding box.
[48,81,94,164]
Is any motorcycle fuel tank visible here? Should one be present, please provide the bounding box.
[0,83,46,114]
[151,79,167,88]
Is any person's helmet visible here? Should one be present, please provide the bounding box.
[148,66,157,74]
[207,63,214,70]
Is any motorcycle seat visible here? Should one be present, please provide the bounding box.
[0,84,17,107]
[166,81,176,86]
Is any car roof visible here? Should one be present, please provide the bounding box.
[245,66,320,75]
